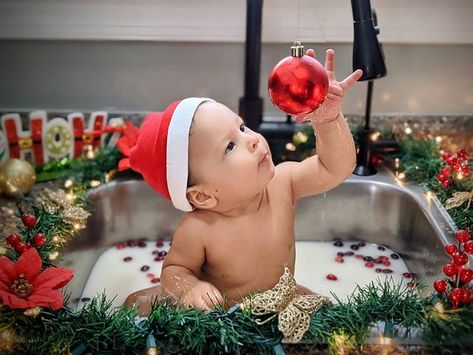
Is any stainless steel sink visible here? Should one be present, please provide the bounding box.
[61,167,457,307]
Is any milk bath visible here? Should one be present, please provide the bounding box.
[78,240,413,308]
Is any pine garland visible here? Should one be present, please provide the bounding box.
[1,133,473,353]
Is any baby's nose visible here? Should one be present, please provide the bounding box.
[248,135,259,151]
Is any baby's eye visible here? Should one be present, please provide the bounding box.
[239,124,246,132]
[225,141,236,154]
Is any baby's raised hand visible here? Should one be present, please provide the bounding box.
[180,281,224,310]
[295,49,363,123]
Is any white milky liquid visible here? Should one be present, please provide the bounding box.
[78,240,413,308]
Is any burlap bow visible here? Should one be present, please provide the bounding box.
[446,188,473,211]
[241,267,330,343]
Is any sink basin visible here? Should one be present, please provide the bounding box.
[62,167,457,306]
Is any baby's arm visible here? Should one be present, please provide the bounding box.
[278,49,362,201]
[161,217,223,310]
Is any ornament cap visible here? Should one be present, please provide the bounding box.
[291,41,304,57]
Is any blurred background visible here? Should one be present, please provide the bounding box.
[0,0,472,117]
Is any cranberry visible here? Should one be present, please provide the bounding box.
[154,256,165,262]
[355,254,364,260]
[158,251,168,257]
[337,252,344,257]
[433,279,447,293]
[116,242,126,249]
[137,241,147,248]
[350,244,359,250]
[326,274,337,281]
[374,258,383,264]
[156,239,164,247]
[152,250,159,255]
[363,256,373,262]
[6,234,21,247]
[457,149,469,161]
[151,278,160,284]
[126,240,137,247]
[146,273,154,278]
[123,256,133,262]
[383,260,391,267]
[407,282,416,288]
[21,214,37,228]
[335,256,344,263]
[442,152,452,161]
[333,241,344,247]
[141,265,150,272]
[375,268,382,273]
[365,262,374,268]
[382,269,393,273]
[344,251,354,256]
[377,246,386,251]
[461,166,470,176]
[444,244,458,256]
[358,242,366,247]
[402,272,412,278]
[391,254,399,259]
[455,230,471,244]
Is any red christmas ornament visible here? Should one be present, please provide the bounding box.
[6,234,21,248]
[464,241,473,254]
[268,41,329,115]
[450,287,462,306]
[452,252,469,266]
[21,214,37,229]
[433,279,447,293]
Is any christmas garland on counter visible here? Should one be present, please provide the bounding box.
[1,131,473,354]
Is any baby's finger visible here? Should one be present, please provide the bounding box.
[306,48,316,59]
[340,69,363,91]
[324,49,336,80]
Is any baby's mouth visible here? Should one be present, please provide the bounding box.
[258,152,269,167]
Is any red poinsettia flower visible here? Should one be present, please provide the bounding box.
[0,247,73,310]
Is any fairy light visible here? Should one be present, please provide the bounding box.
[52,236,61,245]
[456,173,464,180]
[90,180,101,188]
[74,223,83,230]
[64,179,73,188]
[370,131,381,141]
[394,158,400,169]
[435,136,443,143]
[434,302,445,314]
[404,127,412,135]
[285,142,296,152]
[85,145,95,159]
[48,251,59,261]
[66,193,74,201]
[294,131,308,144]
[398,172,406,180]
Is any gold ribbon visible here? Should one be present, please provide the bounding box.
[446,188,473,211]
[241,267,330,343]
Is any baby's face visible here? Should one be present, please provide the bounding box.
[187,102,275,209]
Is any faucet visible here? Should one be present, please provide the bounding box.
[351,0,388,175]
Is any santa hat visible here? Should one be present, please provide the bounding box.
[117,97,215,212]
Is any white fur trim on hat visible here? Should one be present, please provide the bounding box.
[166,97,215,212]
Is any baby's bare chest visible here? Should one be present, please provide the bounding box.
[202,198,296,293]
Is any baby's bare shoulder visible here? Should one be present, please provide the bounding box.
[173,210,215,242]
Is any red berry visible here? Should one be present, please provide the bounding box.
[446,156,457,167]
[444,244,458,256]
[355,254,364,260]
[403,272,412,278]
[440,167,451,177]
[457,149,469,161]
[156,239,164,247]
[464,241,473,254]
[5,234,21,247]
[33,233,46,246]
[443,263,459,277]
[461,166,470,176]
[433,279,447,293]
[450,288,462,305]
[335,256,344,263]
[453,163,463,174]
[437,175,447,184]
[442,152,452,161]
[453,252,469,266]
[365,262,374,268]
[441,180,450,189]
[15,242,30,254]
[383,260,391,266]
[455,230,471,244]
[21,214,37,228]
[460,289,472,304]
[151,277,160,284]
[460,268,473,283]
[326,274,338,281]
[116,242,126,249]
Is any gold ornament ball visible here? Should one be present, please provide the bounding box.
[0,159,36,197]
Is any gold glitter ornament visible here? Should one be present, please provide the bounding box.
[241,267,330,343]
[0,159,36,197]
[446,188,473,211]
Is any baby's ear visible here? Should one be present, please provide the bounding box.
[186,186,217,210]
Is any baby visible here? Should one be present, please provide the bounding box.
[123,49,362,314]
